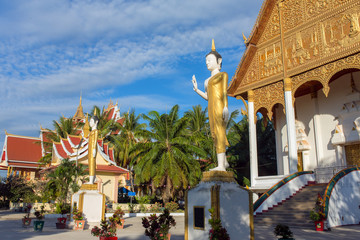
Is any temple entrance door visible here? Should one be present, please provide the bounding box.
[297,152,303,172]
[345,144,360,167]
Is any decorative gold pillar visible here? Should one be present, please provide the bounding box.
[210,184,220,220]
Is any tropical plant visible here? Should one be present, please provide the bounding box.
[164,201,179,212]
[109,109,146,168]
[142,208,176,240]
[91,209,122,238]
[72,206,83,221]
[90,105,121,138]
[0,176,37,203]
[34,205,45,220]
[131,105,205,203]
[208,208,230,240]
[309,193,325,221]
[274,224,293,239]
[44,158,87,205]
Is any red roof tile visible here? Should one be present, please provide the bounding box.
[61,138,74,154]
[53,142,68,159]
[6,135,42,163]
[68,135,82,146]
[96,164,127,173]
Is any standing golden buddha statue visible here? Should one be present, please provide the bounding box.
[88,113,99,184]
[192,39,229,171]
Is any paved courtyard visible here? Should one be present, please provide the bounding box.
[1,210,360,239]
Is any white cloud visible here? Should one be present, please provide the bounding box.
[0,0,263,144]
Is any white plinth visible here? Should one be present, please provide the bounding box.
[186,171,254,240]
[72,188,105,223]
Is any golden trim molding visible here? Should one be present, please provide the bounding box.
[80,183,98,190]
[202,171,235,183]
[210,184,220,220]
[184,191,188,240]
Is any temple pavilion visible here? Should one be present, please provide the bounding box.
[228,0,360,228]
[0,98,128,203]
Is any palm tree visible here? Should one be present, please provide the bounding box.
[90,105,121,138]
[131,105,206,203]
[109,109,146,168]
[38,116,83,165]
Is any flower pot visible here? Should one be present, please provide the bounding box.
[33,220,45,231]
[116,219,125,229]
[159,233,171,240]
[57,217,67,224]
[74,220,85,230]
[22,218,32,227]
[315,220,324,231]
[56,222,66,229]
[99,237,117,240]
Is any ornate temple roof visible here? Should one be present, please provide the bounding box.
[0,132,43,170]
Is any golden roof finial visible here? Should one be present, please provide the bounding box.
[242,33,248,44]
[211,39,216,51]
[94,109,97,116]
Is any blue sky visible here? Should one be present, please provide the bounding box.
[0,0,263,147]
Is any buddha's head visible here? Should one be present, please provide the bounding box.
[90,115,99,129]
[206,39,222,71]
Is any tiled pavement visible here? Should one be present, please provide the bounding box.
[1,210,360,239]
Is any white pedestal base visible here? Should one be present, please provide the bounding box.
[72,189,105,223]
[185,171,254,240]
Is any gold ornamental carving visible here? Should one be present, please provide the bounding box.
[258,3,281,45]
[292,52,360,99]
[259,43,283,79]
[233,0,360,96]
[253,81,285,120]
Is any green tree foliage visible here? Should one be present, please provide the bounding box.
[43,158,87,205]
[0,176,37,204]
[90,105,121,138]
[227,115,277,185]
[131,105,206,203]
[109,109,146,168]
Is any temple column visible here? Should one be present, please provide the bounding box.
[284,78,297,174]
[114,176,119,203]
[248,90,258,187]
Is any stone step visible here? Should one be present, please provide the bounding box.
[254,183,327,228]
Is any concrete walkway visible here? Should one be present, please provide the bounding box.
[1,210,360,239]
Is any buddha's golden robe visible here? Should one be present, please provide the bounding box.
[88,129,99,176]
[207,72,229,153]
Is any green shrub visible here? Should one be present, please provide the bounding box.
[165,201,179,212]
[149,202,162,213]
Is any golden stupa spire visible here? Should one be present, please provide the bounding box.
[73,93,85,120]
[211,39,216,51]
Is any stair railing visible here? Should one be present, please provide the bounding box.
[314,165,354,183]
[253,171,314,214]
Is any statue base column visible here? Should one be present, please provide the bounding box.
[71,184,106,226]
[185,171,254,240]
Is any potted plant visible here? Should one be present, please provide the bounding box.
[274,224,295,240]
[309,193,325,231]
[33,206,45,232]
[208,208,230,240]
[91,214,120,240]
[110,207,125,229]
[55,203,70,229]
[22,204,32,227]
[142,208,176,240]
[72,206,85,230]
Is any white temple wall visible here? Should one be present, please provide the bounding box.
[274,73,359,172]
[294,94,318,170]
